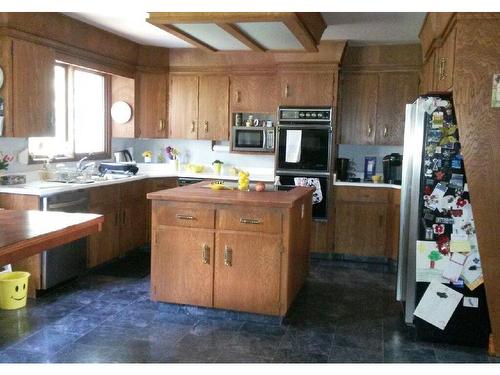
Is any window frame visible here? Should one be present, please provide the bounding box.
[29,62,112,163]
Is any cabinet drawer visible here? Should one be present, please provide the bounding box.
[335,187,390,204]
[89,185,120,206]
[217,207,282,234]
[154,202,215,229]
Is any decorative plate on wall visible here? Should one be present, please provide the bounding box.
[111,101,132,124]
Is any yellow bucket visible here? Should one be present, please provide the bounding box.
[0,271,30,310]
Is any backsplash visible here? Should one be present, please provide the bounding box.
[0,137,275,173]
[337,144,403,177]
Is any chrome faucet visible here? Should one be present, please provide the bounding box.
[76,154,95,172]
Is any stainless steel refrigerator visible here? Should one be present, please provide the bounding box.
[397,95,490,346]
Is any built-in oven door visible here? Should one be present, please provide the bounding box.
[276,174,329,220]
[232,127,265,151]
[276,126,332,173]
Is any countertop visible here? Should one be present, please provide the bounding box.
[334,181,401,189]
[0,209,103,265]
[147,181,314,208]
[0,165,275,197]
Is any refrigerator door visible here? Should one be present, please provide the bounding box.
[397,98,427,324]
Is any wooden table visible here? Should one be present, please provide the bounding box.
[0,210,104,266]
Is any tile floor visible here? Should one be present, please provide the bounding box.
[0,254,497,363]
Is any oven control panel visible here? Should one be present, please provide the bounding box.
[278,107,332,123]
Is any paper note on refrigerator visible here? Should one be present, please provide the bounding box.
[416,241,450,283]
[285,130,302,163]
[461,250,483,291]
[414,281,463,330]
[442,253,467,282]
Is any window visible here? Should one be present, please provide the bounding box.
[29,63,110,161]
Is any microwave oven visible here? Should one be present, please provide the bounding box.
[231,126,275,152]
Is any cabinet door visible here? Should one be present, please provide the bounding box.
[88,203,120,267]
[334,202,388,257]
[136,71,168,138]
[152,227,214,307]
[230,74,278,113]
[169,75,199,139]
[339,73,378,144]
[12,39,55,137]
[111,75,135,138]
[375,72,419,146]
[279,72,334,106]
[119,199,149,255]
[435,27,456,92]
[198,75,229,141]
[420,54,436,94]
[214,232,281,315]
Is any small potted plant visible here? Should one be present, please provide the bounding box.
[142,150,152,163]
[212,160,223,174]
[0,152,13,175]
[166,146,180,170]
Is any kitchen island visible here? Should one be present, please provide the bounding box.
[147,182,313,317]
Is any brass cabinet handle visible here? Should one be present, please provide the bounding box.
[176,214,195,220]
[383,127,388,137]
[191,121,196,133]
[202,244,210,264]
[236,91,241,103]
[284,84,289,98]
[158,120,163,131]
[115,211,119,226]
[439,57,447,80]
[240,218,261,225]
[204,121,208,133]
[367,126,372,137]
[224,245,232,267]
[122,210,126,225]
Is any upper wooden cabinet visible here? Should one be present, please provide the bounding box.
[230,74,278,114]
[376,72,419,145]
[198,75,229,140]
[111,75,135,138]
[339,71,419,145]
[339,72,378,145]
[169,74,229,141]
[135,71,168,139]
[278,72,334,106]
[0,38,55,137]
[434,27,456,92]
[419,54,435,94]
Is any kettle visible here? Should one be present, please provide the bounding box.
[113,149,133,163]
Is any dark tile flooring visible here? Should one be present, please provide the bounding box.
[0,255,497,363]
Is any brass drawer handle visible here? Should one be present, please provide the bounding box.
[224,245,232,267]
[240,218,261,225]
[202,244,210,264]
[176,214,195,220]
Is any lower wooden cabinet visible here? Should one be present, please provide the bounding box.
[334,186,400,259]
[152,227,214,307]
[87,202,120,267]
[214,232,282,315]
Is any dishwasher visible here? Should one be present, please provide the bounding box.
[40,189,89,290]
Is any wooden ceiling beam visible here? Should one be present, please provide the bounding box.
[216,23,266,52]
[283,14,319,52]
[148,12,291,24]
[146,22,217,52]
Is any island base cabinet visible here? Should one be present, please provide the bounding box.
[214,232,282,315]
[151,227,214,307]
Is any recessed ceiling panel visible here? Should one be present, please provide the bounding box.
[236,22,303,50]
[174,23,250,50]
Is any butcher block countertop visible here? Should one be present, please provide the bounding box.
[147,181,314,208]
[0,210,103,266]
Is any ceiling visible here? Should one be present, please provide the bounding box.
[66,12,426,50]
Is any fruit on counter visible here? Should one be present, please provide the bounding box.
[209,180,225,191]
[238,170,250,191]
[187,164,204,173]
[255,182,265,192]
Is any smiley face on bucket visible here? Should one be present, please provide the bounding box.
[10,282,27,301]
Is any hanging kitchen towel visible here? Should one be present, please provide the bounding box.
[294,177,323,204]
[285,130,302,163]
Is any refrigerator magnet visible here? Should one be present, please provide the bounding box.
[435,170,446,181]
[433,224,445,235]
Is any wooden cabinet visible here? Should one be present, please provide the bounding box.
[376,72,419,145]
[0,38,55,137]
[169,74,229,140]
[152,227,214,307]
[214,232,281,315]
[229,74,278,113]
[420,54,436,94]
[87,202,120,267]
[136,71,168,139]
[334,186,400,259]
[278,72,334,106]
[435,27,456,92]
[111,75,135,138]
[339,73,378,145]
[339,71,418,145]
